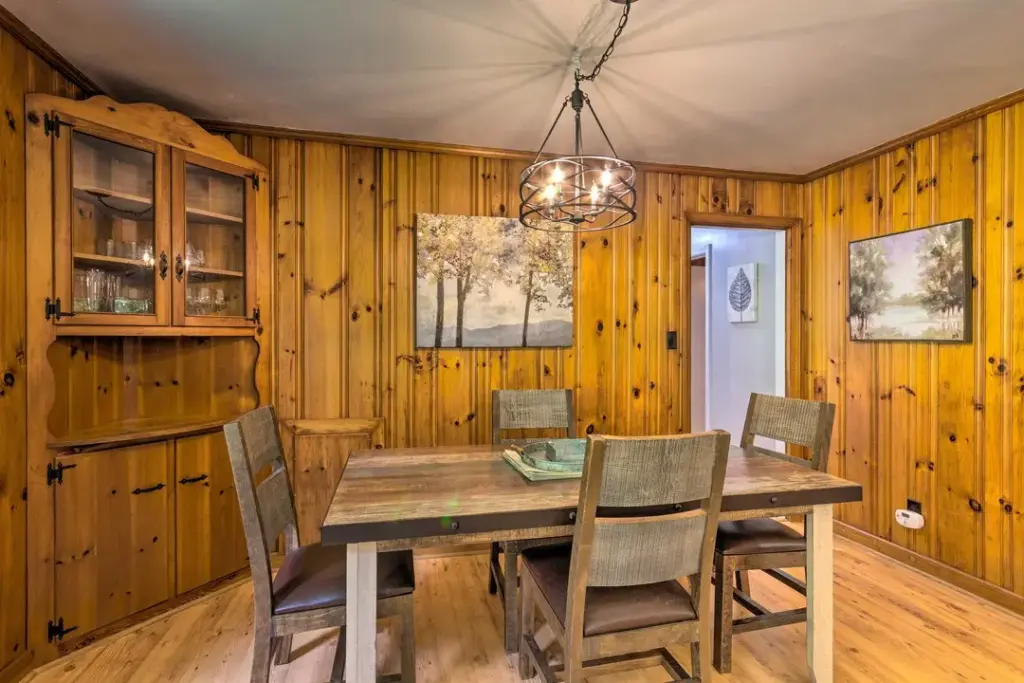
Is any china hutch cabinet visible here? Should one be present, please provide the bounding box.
[25,95,271,660]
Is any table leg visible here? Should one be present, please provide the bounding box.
[346,542,378,683]
[806,504,834,683]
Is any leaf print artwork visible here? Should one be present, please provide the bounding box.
[727,263,758,322]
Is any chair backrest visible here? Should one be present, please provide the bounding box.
[562,432,730,639]
[739,393,836,471]
[223,405,299,621]
[491,389,575,443]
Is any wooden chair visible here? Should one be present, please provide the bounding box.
[489,388,575,653]
[224,406,416,683]
[712,393,836,673]
[518,432,731,683]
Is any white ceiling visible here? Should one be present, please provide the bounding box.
[8,0,1024,174]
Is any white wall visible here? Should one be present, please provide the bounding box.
[691,227,786,446]
[690,260,707,431]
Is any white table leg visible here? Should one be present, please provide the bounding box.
[806,504,834,683]
[346,542,378,683]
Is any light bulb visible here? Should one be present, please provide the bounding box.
[600,168,612,187]
[544,184,557,201]
[590,183,600,204]
[551,166,565,184]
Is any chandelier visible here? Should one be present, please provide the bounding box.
[519,0,637,233]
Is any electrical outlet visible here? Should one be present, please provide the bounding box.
[907,498,922,514]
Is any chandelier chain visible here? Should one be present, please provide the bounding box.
[577,0,631,83]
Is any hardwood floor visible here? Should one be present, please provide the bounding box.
[23,537,1024,683]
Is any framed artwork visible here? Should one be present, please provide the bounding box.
[727,262,758,323]
[848,219,972,342]
[415,213,574,348]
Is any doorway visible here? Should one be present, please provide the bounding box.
[691,226,787,445]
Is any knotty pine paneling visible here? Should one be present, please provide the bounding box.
[803,105,1024,601]
[225,134,801,448]
[0,25,81,672]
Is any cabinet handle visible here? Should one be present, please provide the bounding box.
[178,474,208,485]
[175,254,185,281]
[131,483,166,495]
[159,251,169,280]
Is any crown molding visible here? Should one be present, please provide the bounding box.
[804,88,1024,182]
[197,118,805,184]
[0,4,102,95]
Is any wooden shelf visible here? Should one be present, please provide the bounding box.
[74,185,154,219]
[188,265,244,279]
[186,206,244,225]
[55,324,256,338]
[74,252,152,271]
[49,415,237,451]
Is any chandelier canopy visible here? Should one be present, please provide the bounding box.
[519,0,637,233]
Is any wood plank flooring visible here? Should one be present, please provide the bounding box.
[23,537,1024,683]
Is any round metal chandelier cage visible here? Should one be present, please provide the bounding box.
[519,0,637,233]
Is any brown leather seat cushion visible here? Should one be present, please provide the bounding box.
[716,519,806,556]
[273,544,415,615]
[521,544,696,637]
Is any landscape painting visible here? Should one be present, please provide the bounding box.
[848,219,972,342]
[416,214,574,347]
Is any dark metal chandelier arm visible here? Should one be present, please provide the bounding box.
[531,96,571,165]
[583,94,621,161]
[576,0,632,82]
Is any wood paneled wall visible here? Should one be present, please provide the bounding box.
[0,24,83,675]
[221,134,802,448]
[802,103,1024,602]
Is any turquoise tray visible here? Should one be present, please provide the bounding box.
[518,439,586,472]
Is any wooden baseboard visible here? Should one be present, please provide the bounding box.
[0,652,33,683]
[834,521,1024,617]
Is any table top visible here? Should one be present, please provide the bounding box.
[321,444,862,545]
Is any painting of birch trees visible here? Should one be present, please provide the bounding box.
[416,214,574,347]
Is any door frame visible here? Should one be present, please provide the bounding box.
[681,212,805,434]
[689,245,712,432]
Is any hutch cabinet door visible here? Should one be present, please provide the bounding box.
[52,442,173,640]
[174,432,248,594]
[171,150,257,329]
[53,116,172,327]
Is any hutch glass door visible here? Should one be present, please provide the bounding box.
[173,152,255,327]
[58,122,170,325]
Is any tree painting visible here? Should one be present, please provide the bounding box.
[848,240,892,335]
[726,263,758,322]
[416,214,574,347]
[848,219,971,341]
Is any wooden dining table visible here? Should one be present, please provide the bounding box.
[321,443,862,683]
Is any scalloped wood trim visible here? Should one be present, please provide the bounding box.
[26,95,265,174]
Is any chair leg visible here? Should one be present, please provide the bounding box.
[400,599,417,683]
[251,626,274,683]
[503,543,519,654]
[736,569,751,597]
[273,634,293,665]
[518,572,537,680]
[488,542,500,595]
[329,626,346,683]
[714,554,735,674]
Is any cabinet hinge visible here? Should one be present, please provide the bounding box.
[47,618,78,643]
[47,461,77,486]
[247,306,262,328]
[43,113,71,138]
[249,173,260,190]
[44,297,76,321]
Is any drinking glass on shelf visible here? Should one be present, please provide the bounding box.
[120,240,137,260]
[139,238,154,266]
[85,268,105,312]
[105,239,116,257]
[214,289,226,314]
